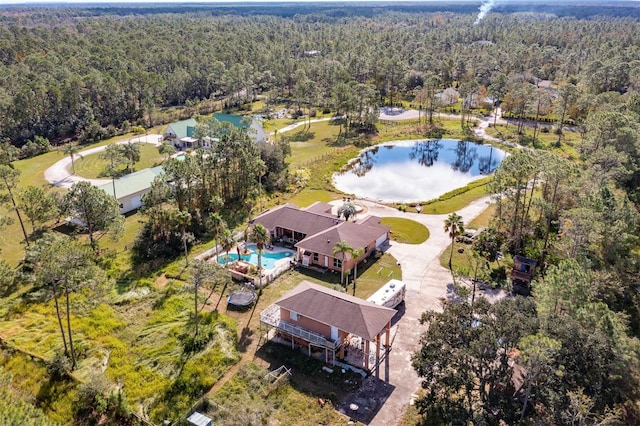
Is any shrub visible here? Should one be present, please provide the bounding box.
[74,374,132,425]
[47,352,71,381]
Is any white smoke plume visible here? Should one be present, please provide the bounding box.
[474,0,496,25]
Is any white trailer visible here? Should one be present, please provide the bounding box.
[367,279,406,309]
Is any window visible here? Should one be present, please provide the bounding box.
[333,258,342,268]
[313,253,318,262]
[290,311,298,321]
[364,246,369,253]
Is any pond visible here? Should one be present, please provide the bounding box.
[332,139,507,203]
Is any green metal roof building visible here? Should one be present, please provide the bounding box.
[97,166,164,214]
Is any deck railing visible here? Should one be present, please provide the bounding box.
[260,304,339,350]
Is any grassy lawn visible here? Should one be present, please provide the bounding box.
[287,189,341,208]
[468,203,496,229]
[375,116,481,144]
[1,100,507,424]
[1,130,166,267]
[287,120,345,167]
[410,177,492,215]
[73,143,166,179]
[381,217,430,244]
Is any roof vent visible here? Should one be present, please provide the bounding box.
[327,239,330,243]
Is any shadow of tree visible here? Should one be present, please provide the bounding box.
[288,130,315,142]
[237,326,255,353]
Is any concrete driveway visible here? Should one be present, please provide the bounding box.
[44,134,163,188]
[340,197,505,425]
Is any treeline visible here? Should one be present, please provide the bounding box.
[1,8,640,147]
[413,92,640,424]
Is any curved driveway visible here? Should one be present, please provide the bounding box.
[44,134,163,188]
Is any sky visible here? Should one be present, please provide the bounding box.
[5,0,385,4]
[1,0,637,6]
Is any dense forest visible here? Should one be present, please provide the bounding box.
[1,3,640,148]
[1,2,640,425]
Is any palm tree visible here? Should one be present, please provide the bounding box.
[250,223,270,293]
[63,143,82,174]
[120,141,141,174]
[444,213,464,270]
[332,240,353,287]
[175,209,192,266]
[158,141,176,160]
[100,144,125,198]
[220,228,235,266]
[338,201,357,222]
[350,247,364,296]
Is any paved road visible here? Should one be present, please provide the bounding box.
[44,134,163,188]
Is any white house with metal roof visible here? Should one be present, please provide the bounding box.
[96,166,163,214]
[163,114,268,150]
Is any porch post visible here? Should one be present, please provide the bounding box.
[386,321,391,346]
[365,340,370,370]
[376,333,381,378]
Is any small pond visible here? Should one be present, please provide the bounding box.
[332,139,507,203]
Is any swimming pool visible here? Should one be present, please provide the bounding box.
[217,244,294,270]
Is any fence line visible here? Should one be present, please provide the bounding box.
[297,146,352,168]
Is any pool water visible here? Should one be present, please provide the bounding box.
[217,244,294,270]
[332,139,506,203]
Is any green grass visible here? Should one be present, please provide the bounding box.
[73,143,166,179]
[0,273,241,423]
[288,120,344,167]
[399,402,423,426]
[286,189,341,208]
[353,252,402,298]
[375,116,479,143]
[485,123,581,158]
[0,351,78,423]
[413,177,492,214]
[468,203,496,229]
[1,130,167,267]
[381,217,430,244]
